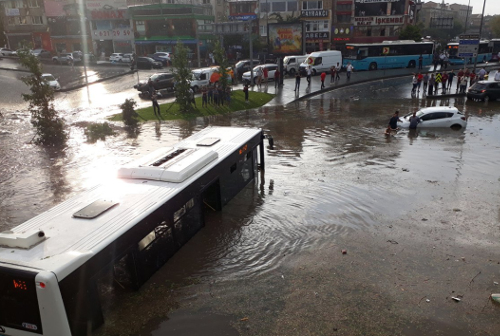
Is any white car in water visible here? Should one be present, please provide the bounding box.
[398,106,467,129]
[41,73,61,91]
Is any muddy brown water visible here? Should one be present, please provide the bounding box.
[1,79,500,335]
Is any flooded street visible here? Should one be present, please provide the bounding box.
[1,77,500,335]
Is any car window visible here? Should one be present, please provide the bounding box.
[270,66,277,71]
[43,75,56,81]
[314,57,322,65]
[200,73,206,80]
[488,83,499,89]
[420,113,437,121]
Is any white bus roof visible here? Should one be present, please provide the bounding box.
[347,40,433,47]
[0,126,261,280]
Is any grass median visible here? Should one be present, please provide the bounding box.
[109,90,275,122]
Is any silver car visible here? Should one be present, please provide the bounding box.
[398,106,467,129]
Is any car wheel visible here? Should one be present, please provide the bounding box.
[450,124,462,130]
[289,68,296,76]
[408,60,416,68]
[369,62,377,71]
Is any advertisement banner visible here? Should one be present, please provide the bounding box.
[92,28,133,40]
[5,8,20,16]
[90,9,128,20]
[43,0,74,17]
[268,23,303,55]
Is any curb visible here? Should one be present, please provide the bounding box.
[59,70,135,92]
[0,66,30,73]
[289,63,498,104]
[426,93,465,99]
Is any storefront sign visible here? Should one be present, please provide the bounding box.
[355,0,399,3]
[86,0,127,10]
[5,8,20,16]
[92,28,133,40]
[90,9,127,20]
[333,37,351,41]
[228,14,257,21]
[354,16,405,26]
[301,10,329,18]
[305,32,329,41]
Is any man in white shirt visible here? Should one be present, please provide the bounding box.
[346,63,354,79]
[306,66,312,85]
[494,70,500,82]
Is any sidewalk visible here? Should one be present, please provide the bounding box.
[250,61,498,107]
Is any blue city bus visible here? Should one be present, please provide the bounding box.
[343,40,434,71]
[489,39,500,62]
[447,41,492,65]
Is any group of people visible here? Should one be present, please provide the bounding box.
[411,66,488,96]
[294,62,353,92]
[385,110,420,136]
[432,51,450,71]
[200,84,232,108]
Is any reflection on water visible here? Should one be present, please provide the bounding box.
[1,84,500,281]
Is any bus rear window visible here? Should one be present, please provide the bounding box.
[0,267,43,334]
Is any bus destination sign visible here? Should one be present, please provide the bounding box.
[458,35,479,58]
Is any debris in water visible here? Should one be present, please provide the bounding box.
[453,208,461,212]
[426,299,430,303]
[342,249,347,254]
[387,240,399,244]
[281,274,285,279]
[240,317,249,322]
[491,294,500,304]
[402,168,409,172]
[494,282,499,286]
[422,218,428,221]
[451,297,461,302]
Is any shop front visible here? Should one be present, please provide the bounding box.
[301,9,331,53]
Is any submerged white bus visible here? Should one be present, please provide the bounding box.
[0,126,265,336]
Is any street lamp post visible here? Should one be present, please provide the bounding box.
[472,0,487,74]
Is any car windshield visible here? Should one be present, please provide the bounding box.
[471,83,487,90]
[283,57,290,65]
[150,74,160,81]
[43,75,56,81]
[192,72,201,80]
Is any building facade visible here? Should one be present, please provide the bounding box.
[331,0,353,50]
[352,0,413,43]
[1,0,50,50]
[301,0,332,52]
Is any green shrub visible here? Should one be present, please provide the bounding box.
[84,122,115,143]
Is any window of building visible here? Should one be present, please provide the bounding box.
[260,24,267,36]
[235,3,253,13]
[32,16,43,24]
[260,2,270,12]
[337,4,351,11]
[7,1,16,9]
[16,16,30,24]
[7,17,16,25]
[272,2,286,12]
[202,0,210,4]
[337,14,351,23]
[16,0,27,8]
[302,1,322,10]
[287,1,297,11]
[28,0,40,7]
[305,20,328,32]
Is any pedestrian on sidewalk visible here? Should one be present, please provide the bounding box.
[411,74,418,94]
[294,72,301,91]
[243,84,249,103]
[263,66,269,86]
[330,65,335,83]
[428,74,435,96]
[346,63,354,79]
[478,67,487,81]
[423,73,429,93]
[447,69,455,90]
[201,86,208,107]
[151,92,161,119]
[469,71,476,86]
[274,68,280,89]
[190,87,197,107]
[418,54,423,70]
[320,71,326,89]
[417,72,423,93]
[456,69,464,92]
[306,66,312,85]
[441,72,448,93]
[459,76,468,93]
[335,63,341,80]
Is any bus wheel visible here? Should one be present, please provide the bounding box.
[408,60,416,68]
[369,62,377,71]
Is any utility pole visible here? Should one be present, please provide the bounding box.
[464,0,471,33]
[472,0,486,74]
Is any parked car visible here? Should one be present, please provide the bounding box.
[235,59,260,78]
[41,73,61,91]
[52,52,82,65]
[467,81,500,102]
[136,57,163,70]
[398,106,467,129]
[133,73,175,93]
[0,48,17,56]
[31,49,52,59]
[242,64,277,84]
[150,52,172,65]
[109,53,132,62]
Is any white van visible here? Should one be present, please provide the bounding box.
[283,55,308,75]
[190,67,216,92]
[299,50,342,75]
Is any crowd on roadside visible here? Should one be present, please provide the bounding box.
[410,66,494,96]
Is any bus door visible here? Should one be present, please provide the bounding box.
[356,47,369,69]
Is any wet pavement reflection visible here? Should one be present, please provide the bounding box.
[1,77,500,335]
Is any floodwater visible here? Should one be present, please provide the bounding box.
[1,78,500,335]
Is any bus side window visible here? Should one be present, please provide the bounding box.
[358,48,368,59]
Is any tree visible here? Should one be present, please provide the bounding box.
[120,99,139,129]
[490,15,500,38]
[17,49,67,146]
[172,41,193,112]
[213,40,230,94]
[399,25,422,41]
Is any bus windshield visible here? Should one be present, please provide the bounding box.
[344,46,359,59]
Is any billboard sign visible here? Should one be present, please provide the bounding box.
[458,34,479,58]
[86,0,127,10]
[268,23,304,55]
